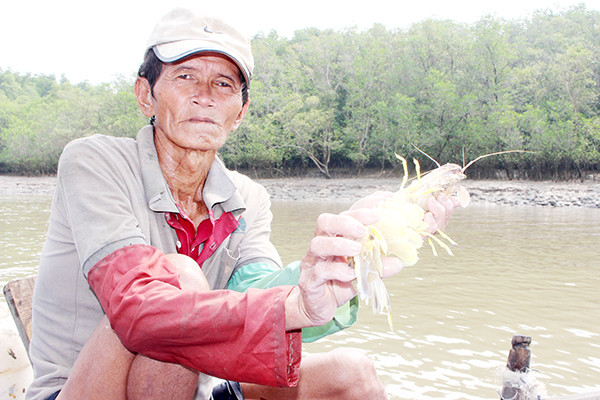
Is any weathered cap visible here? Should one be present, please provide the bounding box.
[146,8,254,85]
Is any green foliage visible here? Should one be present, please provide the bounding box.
[0,71,146,174]
[2,5,600,178]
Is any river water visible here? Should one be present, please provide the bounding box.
[1,195,599,399]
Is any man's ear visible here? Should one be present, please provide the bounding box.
[231,100,250,131]
[134,78,154,118]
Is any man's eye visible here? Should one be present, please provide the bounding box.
[178,74,192,80]
[217,81,232,87]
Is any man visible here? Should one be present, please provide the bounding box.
[27,8,456,400]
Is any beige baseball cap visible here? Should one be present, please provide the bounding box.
[146,8,254,85]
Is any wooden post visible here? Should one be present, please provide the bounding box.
[506,335,531,373]
[3,275,36,361]
[498,335,600,400]
[501,335,532,400]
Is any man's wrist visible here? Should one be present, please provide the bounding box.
[284,286,311,331]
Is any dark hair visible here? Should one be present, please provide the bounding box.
[137,49,249,105]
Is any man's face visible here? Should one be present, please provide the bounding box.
[142,52,248,152]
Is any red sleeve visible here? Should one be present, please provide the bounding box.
[88,244,301,387]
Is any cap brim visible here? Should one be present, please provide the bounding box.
[153,40,251,85]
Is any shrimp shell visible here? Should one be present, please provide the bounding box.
[354,149,531,330]
[353,154,468,330]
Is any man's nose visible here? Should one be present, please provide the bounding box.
[191,82,214,106]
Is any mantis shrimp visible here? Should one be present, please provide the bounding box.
[353,149,530,330]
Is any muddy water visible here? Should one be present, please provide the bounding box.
[0,195,51,283]
[1,195,599,399]
[270,201,600,399]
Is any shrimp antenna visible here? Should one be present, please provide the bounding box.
[462,147,466,169]
[462,150,534,172]
[411,143,441,168]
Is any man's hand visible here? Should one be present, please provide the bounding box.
[423,193,461,234]
[285,208,375,330]
[284,191,460,331]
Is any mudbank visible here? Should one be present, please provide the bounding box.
[1,175,599,208]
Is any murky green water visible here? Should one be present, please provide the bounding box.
[1,195,599,399]
[0,195,52,283]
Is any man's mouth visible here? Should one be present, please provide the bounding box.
[188,117,216,124]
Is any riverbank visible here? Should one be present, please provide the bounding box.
[1,175,599,208]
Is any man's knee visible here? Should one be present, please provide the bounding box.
[127,354,198,400]
[165,253,210,291]
[328,348,386,399]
